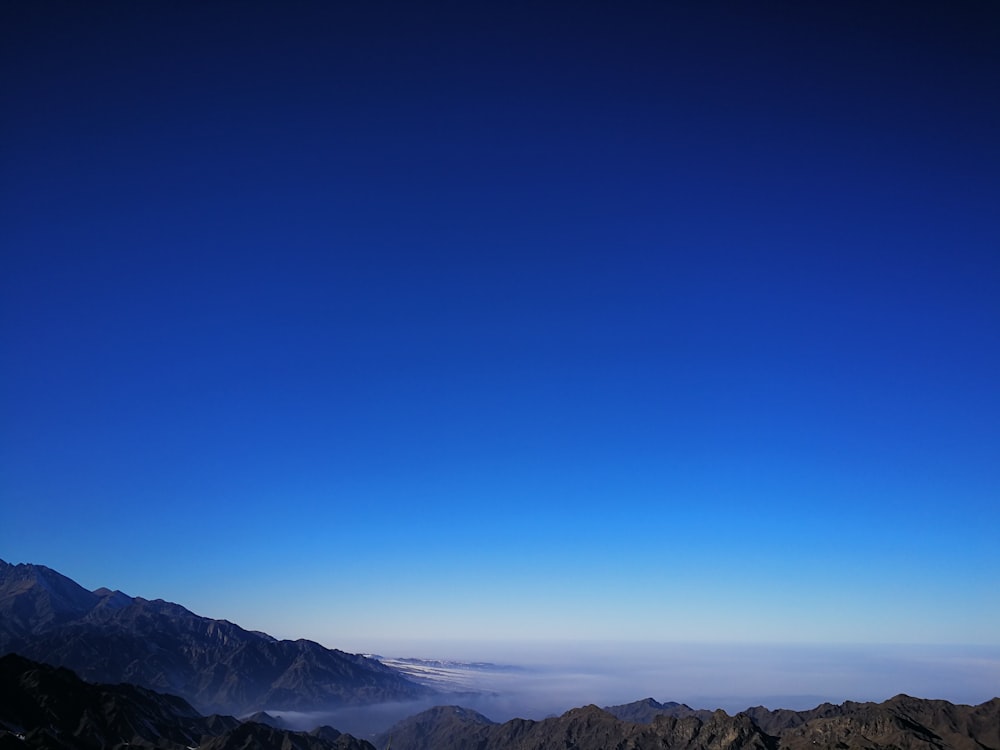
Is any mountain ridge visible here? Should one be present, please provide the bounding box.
[5,559,999,750]
[3,649,999,750]
[376,695,1000,750]
[0,653,375,750]
[605,696,717,723]
[0,559,433,716]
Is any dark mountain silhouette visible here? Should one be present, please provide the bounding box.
[772,694,1000,750]
[0,653,375,750]
[373,705,495,749]
[605,697,716,723]
[5,560,999,750]
[0,560,432,715]
[377,703,773,750]
[741,700,881,735]
[0,651,234,748]
[376,695,1000,750]
[242,710,293,730]
[4,648,1000,750]
[198,722,372,750]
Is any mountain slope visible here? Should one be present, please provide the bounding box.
[605,697,716,723]
[377,703,774,750]
[197,722,373,750]
[0,560,432,715]
[374,705,495,749]
[0,561,103,645]
[376,696,1000,750]
[0,653,376,750]
[0,652,238,749]
[774,694,1000,750]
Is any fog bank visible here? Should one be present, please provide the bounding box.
[273,641,1000,738]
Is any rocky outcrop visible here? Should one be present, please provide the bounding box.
[377,703,775,750]
[775,694,1000,750]
[377,695,1000,750]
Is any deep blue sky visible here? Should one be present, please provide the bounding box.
[2,1,999,657]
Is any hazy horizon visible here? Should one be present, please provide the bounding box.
[367,639,1000,708]
[260,640,1000,734]
[2,555,999,735]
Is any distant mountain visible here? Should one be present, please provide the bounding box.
[241,710,293,730]
[0,560,433,715]
[377,703,772,750]
[374,705,495,749]
[605,697,716,723]
[0,653,374,750]
[4,644,999,750]
[376,695,1000,750]
[743,701,858,734]
[375,655,522,693]
[197,722,372,750]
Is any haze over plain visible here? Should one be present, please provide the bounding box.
[1,0,998,706]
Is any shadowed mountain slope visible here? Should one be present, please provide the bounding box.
[605,697,716,723]
[377,703,774,750]
[0,652,238,749]
[197,722,373,750]
[377,695,1000,750]
[0,560,432,715]
[0,654,375,750]
[375,705,496,749]
[772,694,1000,750]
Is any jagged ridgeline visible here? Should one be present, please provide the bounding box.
[372,697,1000,750]
[3,560,999,750]
[0,559,433,715]
[0,653,374,750]
[3,655,998,750]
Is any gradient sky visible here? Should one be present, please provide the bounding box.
[2,1,999,659]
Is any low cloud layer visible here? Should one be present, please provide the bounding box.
[264,642,1000,739]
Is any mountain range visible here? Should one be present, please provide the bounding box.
[374,696,1000,750]
[4,653,998,750]
[0,559,431,716]
[3,559,998,750]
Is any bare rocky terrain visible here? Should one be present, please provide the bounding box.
[375,695,1000,750]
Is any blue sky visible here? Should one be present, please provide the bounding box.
[2,0,999,667]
